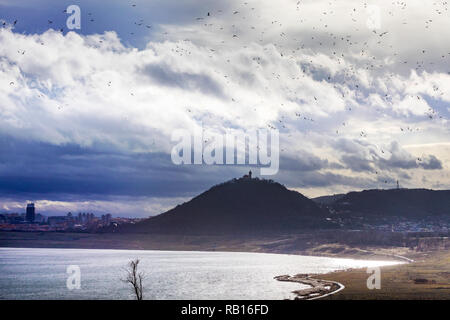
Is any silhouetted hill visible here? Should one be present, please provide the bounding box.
[120,176,330,235]
[330,188,450,217]
[312,193,345,205]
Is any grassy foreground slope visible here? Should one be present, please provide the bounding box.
[320,250,450,299]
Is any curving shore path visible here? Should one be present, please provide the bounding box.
[275,254,412,300]
[275,274,345,300]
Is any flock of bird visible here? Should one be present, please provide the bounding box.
[2,1,449,187]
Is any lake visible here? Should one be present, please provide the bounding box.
[0,247,401,299]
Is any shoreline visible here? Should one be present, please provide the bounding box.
[0,231,415,262]
[317,250,450,299]
[0,244,409,261]
[275,256,408,300]
[274,253,415,300]
[275,274,345,300]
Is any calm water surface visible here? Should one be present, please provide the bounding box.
[0,247,401,299]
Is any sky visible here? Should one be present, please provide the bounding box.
[0,0,449,217]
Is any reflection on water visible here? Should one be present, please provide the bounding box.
[0,247,401,300]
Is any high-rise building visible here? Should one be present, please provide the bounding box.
[102,213,112,226]
[26,203,35,222]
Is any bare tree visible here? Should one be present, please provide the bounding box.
[122,258,145,300]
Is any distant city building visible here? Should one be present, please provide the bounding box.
[101,213,112,226]
[0,211,143,232]
[66,212,74,227]
[26,203,35,222]
[34,213,46,223]
[47,216,68,227]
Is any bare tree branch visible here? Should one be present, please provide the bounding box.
[122,258,145,300]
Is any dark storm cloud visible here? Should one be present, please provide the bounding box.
[334,138,370,154]
[141,63,226,98]
[0,135,232,199]
[377,142,443,171]
[0,133,372,203]
[0,132,444,211]
[340,154,374,172]
[279,170,376,190]
[334,139,443,172]
[279,152,333,172]
[377,155,417,170]
[419,155,443,170]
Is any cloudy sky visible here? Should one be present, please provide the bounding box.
[0,0,449,217]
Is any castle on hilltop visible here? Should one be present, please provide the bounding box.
[242,170,252,179]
